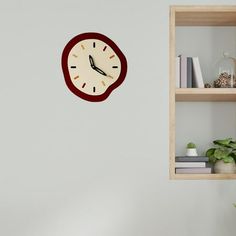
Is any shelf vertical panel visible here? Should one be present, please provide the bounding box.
[169,6,176,179]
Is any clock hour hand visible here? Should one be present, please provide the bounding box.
[94,66,107,76]
[89,55,95,69]
[89,55,107,76]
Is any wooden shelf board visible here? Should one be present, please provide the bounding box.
[176,88,236,101]
[172,173,236,180]
[173,6,236,26]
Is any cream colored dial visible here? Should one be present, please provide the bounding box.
[62,32,127,102]
[68,39,121,96]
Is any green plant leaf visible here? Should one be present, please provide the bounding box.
[227,142,236,149]
[206,148,216,157]
[213,138,232,146]
[223,156,235,163]
[187,142,196,148]
[231,154,236,163]
[206,148,216,163]
[214,148,230,159]
[209,156,217,163]
[230,151,236,158]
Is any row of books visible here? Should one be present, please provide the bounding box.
[175,55,204,88]
[175,156,212,174]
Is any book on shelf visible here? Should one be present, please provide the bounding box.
[175,162,206,168]
[176,55,204,88]
[175,167,212,174]
[187,57,193,88]
[175,155,212,174]
[179,55,187,88]
[175,57,180,88]
[175,156,209,162]
[192,57,204,88]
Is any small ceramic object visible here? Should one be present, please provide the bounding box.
[186,148,198,156]
[186,142,198,156]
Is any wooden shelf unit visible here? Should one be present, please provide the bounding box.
[169,5,236,180]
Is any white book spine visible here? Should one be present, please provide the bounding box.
[180,55,187,88]
[192,57,204,88]
[175,162,206,168]
[175,57,180,88]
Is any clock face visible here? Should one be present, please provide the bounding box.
[61,32,127,102]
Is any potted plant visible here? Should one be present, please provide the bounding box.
[186,142,198,156]
[206,138,236,174]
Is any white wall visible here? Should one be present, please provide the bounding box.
[0,1,236,236]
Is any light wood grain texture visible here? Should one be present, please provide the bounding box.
[176,88,236,101]
[169,6,176,179]
[169,5,236,180]
[173,5,236,26]
[173,173,236,180]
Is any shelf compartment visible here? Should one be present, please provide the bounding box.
[176,88,236,101]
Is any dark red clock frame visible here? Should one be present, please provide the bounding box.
[61,32,127,102]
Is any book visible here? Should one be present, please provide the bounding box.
[187,57,193,88]
[175,162,206,168]
[175,156,209,162]
[179,55,187,88]
[192,57,204,88]
[175,167,212,174]
[175,57,180,88]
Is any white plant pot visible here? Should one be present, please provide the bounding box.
[186,148,198,156]
[214,160,236,174]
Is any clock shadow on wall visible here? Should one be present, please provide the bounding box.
[61,32,128,102]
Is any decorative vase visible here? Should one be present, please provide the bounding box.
[214,160,236,174]
[186,148,198,156]
[214,52,236,88]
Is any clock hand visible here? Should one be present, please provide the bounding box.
[89,55,95,69]
[89,55,107,76]
[94,66,107,76]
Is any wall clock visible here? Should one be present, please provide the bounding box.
[61,32,127,102]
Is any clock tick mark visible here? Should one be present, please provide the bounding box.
[73,54,78,58]
[103,46,107,51]
[109,55,115,59]
[101,81,106,86]
[93,42,96,48]
[93,87,96,93]
[70,66,76,68]
[74,76,79,80]
[82,83,86,88]
[81,44,85,50]
[112,66,118,68]
[107,75,113,79]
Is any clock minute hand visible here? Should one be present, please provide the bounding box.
[94,66,107,76]
[89,55,95,69]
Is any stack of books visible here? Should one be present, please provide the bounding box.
[175,55,204,88]
[175,156,212,174]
